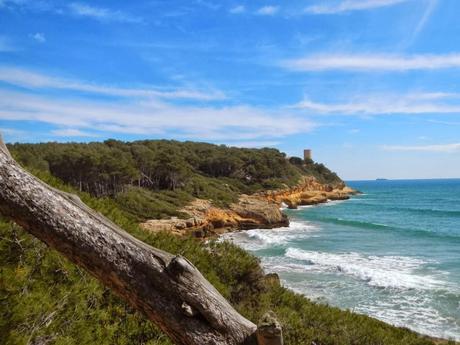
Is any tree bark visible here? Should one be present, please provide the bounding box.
[0,137,257,345]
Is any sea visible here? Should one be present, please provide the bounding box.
[222,179,460,340]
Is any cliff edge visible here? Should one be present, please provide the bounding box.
[140,176,357,237]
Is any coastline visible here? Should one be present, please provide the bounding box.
[223,180,460,343]
[140,176,359,238]
[139,177,458,342]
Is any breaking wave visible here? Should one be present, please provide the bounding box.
[284,248,447,290]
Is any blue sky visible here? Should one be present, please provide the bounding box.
[1,0,460,179]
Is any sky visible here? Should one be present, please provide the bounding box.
[0,0,460,180]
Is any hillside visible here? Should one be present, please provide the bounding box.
[8,140,342,221]
[0,140,452,345]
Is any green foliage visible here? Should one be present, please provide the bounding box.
[302,161,342,185]
[1,141,445,344]
[8,140,341,220]
[115,187,193,220]
[0,172,446,345]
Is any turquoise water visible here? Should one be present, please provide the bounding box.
[223,179,460,340]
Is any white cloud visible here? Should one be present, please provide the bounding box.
[305,0,409,14]
[0,127,28,142]
[428,119,460,126]
[282,53,460,72]
[224,140,280,148]
[0,89,315,141]
[382,143,460,153]
[50,128,96,137]
[412,0,438,38]
[0,0,24,7]
[68,3,141,23]
[0,127,24,135]
[229,5,245,14]
[0,66,226,101]
[294,92,460,115]
[30,32,46,43]
[1,1,142,23]
[256,5,279,16]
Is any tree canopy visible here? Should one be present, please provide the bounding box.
[8,140,342,220]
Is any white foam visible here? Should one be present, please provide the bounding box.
[356,295,460,341]
[322,200,347,206]
[279,202,288,210]
[285,248,445,290]
[221,221,317,250]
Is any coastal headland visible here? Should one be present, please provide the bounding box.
[1,140,456,345]
[141,176,359,237]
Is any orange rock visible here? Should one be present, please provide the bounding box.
[140,176,357,238]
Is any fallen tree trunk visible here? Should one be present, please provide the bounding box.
[0,137,258,345]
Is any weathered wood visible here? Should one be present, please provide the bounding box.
[0,135,257,345]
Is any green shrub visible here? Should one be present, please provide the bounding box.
[0,142,446,345]
[0,172,447,345]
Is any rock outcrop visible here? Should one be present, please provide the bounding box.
[140,176,358,238]
[259,177,358,209]
[141,196,288,238]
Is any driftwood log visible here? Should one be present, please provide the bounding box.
[0,137,272,345]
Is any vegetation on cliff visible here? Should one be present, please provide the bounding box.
[8,140,341,220]
[0,142,451,345]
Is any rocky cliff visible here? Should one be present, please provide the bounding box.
[140,176,357,238]
[259,176,358,209]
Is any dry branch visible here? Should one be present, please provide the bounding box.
[0,135,258,345]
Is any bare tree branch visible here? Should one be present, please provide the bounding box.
[0,135,257,345]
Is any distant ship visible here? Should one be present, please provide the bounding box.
[376,178,389,181]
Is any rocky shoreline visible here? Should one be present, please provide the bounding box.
[140,176,359,238]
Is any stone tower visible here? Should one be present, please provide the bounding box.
[303,149,312,161]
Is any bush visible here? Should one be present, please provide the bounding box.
[0,173,446,345]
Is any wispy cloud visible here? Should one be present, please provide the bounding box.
[0,68,315,140]
[0,127,28,142]
[229,5,245,14]
[0,66,226,101]
[194,0,220,11]
[294,92,460,115]
[0,89,314,141]
[225,140,280,148]
[30,32,46,43]
[68,2,142,23]
[305,0,410,14]
[256,5,279,16]
[382,143,460,153]
[428,119,460,126]
[400,0,439,46]
[0,0,29,8]
[50,128,96,137]
[1,1,142,23]
[412,0,438,38]
[282,53,460,72]
[0,127,25,136]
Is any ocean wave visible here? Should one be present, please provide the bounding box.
[221,221,317,250]
[301,214,460,241]
[302,215,397,230]
[285,248,446,290]
[259,255,460,340]
[337,201,460,217]
[395,206,460,217]
[356,297,460,341]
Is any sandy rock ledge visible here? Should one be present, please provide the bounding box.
[140,177,358,238]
